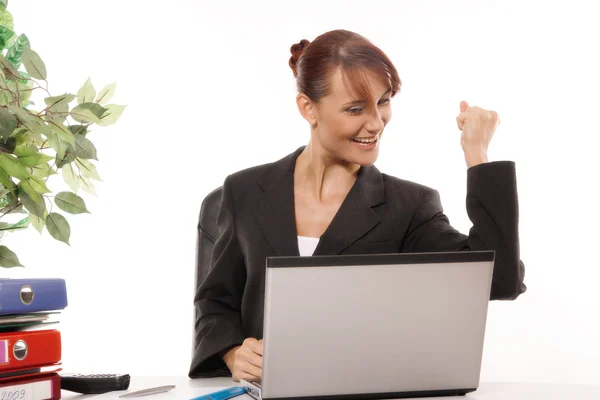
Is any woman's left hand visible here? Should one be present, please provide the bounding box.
[455,101,500,168]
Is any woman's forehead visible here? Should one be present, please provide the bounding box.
[329,67,390,103]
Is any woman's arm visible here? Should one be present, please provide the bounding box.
[401,160,526,300]
[189,176,247,378]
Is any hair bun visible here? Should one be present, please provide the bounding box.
[289,39,310,77]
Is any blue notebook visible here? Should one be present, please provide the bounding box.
[0,278,68,315]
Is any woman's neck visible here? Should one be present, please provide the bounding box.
[295,141,360,202]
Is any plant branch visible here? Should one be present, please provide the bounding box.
[0,202,22,219]
[0,75,17,102]
[28,78,51,98]
[15,79,21,108]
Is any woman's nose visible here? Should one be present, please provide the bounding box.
[366,109,384,134]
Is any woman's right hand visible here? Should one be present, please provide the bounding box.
[222,338,263,382]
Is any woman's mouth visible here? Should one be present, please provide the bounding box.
[351,135,379,150]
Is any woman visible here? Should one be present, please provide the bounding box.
[189,29,526,381]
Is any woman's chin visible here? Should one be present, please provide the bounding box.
[349,140,380,166]
[351,149,379,167]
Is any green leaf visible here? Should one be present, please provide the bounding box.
[97,104,126,127]
[0,90,9,106]
[29,211,48,233]
[0,8,13,30]
[22,48,47,80]
[0,245,23,268]
[31,162,56,179]
[0,165,15,189]
[20,189,46,218]
[61,162,79,193]
[1,79,33,105]
[14,78,34,104]
[77,77,95,104]
[0,25,13,52]
[79,175,97,196]
[28,176,51,194]
[18,70,32,81]
[5,105,50,141]
[6,33,30,68]
[0,216,29,231]
[48,122,75,161]
[37,152,54,165]
[44,93,75,122]
[14,145,41,167]
[56,150,75,169]
[29,210,47,233]
[18,179,42,204]
[73,133,98,160]
[7,186,18,205]
[0,190,13,209]
[95,82,116,104]
[71,102,108,124]
[45,93,76,108]
[55,191,89,214]
[0,153,30,180]
[0,136,15,153]
[77,159,102,181]
[11,127,29,139]
[0,106,17,139]
[46,212,70,245]
[0,53,19,78]
[69,125,88,136]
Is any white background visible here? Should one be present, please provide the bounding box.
[2,0,598,384]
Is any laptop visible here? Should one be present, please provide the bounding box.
[241,250,495,400]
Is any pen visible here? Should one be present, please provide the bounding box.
[119,384,176,398]
[189,386,247,400]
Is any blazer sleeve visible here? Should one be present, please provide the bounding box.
[401,161,527,300]
[189,176,246,378]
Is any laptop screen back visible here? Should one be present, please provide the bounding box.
[260,251,494,400]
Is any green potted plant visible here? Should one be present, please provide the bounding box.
[0,0,125,268]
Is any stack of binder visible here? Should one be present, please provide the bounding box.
[0,278,67,400]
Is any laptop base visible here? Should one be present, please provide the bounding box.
[241,380,474,400]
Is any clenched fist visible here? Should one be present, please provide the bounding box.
[456,101,499,168]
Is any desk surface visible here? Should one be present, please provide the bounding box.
[59,376,600,400]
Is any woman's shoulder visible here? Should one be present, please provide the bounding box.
[377,170,439,205]
[223,147,301,191]
[227,161,275,183]
[380,171,436,194]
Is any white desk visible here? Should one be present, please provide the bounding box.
[60,376,600,400]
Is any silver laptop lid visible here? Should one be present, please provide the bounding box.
[260,251,495,400]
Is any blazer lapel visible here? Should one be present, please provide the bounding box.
[253,146,386,257]
[253,147,303,256]
[313,164,385,255]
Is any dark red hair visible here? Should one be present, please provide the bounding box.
[289,29,401,104]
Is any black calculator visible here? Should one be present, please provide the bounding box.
[60,373,131,394]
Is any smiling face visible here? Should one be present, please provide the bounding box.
[298,67,393,167]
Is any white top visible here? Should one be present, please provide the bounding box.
[297,235,319,256]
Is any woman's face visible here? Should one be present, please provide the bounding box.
[311,68,392,167]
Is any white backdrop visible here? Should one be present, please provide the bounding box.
[2,0,598,384]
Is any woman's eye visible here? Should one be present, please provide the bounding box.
[347,99,390,115]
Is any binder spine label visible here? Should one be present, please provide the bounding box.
[0,341,7,365]
[0,380,52,400]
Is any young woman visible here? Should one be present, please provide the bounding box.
[189,29,526,382]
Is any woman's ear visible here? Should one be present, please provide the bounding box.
[296,93,318,126]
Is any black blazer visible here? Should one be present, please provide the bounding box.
[189,146,526,378]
